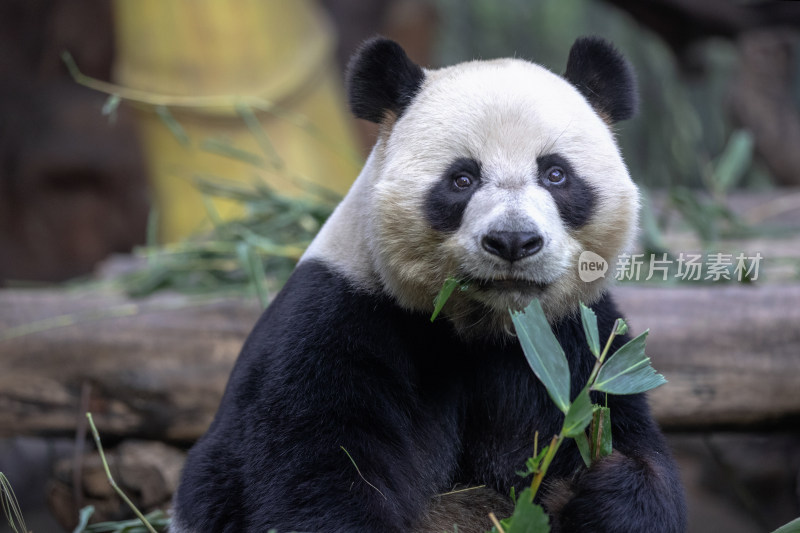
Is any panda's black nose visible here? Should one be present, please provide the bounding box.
[481,231,544,262]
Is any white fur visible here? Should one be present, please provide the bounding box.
[302,57,639,334]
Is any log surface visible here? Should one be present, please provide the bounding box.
[0,290,261,441]
[1,283,799,439]
[614,284,800,429]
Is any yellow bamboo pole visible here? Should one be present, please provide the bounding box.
[111,0,361,242]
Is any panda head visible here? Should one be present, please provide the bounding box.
[330,37,639,335]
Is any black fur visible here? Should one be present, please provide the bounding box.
[424,157,483,232]
[537,153,597,229]
[563,37,638,123]
[175,260,686,532]
[346,37,426,123]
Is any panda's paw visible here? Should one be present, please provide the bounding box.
[543,451,685,533]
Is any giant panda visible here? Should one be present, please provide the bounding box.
[172,37,687,533]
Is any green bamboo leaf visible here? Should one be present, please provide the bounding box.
[61,50,81,79]
[101,94,121,124]
[155,106,190,147]
[574,432,592,468]
[510,300,571,413]
[191,174,267,202]
[430,277,461,322]
[236,243,270,309]
[200,195,223,227]
[236,102,284,170]
[502,488,550,533]
[590,406,613,461]
[579,302,600,357]
[200,138,264,167]
[593,330,667,395]
[516,443,550,478]
[771,516,800,533]
[713,129,754,193]
[84,510,169,532]
[563,387,593,438]
[72,505,95,533]
[249,100,363,169]
[232,224,306,259]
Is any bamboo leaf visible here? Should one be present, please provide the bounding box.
[83,510,169,532]
[430,277,461,322]
[510,300,571,413]
[771,516,800,533]
[516,442,549,478]
[191,174,270,202]
[155,106,189,147]
[501,488,550,533]
[72,505,95,533]
[200,195,223,227]
[102,94,121,124]
[236,102,284,170]
[590,406,613,461]
[593,330,667,395]
[236,243,270,308]
[61,50,81,79]
[232,224,306,259]
[579,302,600,357]
[574,432,592,468]
[713,129,754,193]
[200,138,264,167]
[563,387,593,438]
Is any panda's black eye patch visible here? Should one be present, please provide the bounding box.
[425,158,482,232]
[537,154,596,229]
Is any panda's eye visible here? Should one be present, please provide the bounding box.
[453,174,473,189]
[545,166,567,185]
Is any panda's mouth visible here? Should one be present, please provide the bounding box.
[471,277,548,294]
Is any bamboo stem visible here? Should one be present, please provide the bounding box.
[488,512,506,533]
[586,318,624,388]
[85,413,158,533]
[529,434,562,499]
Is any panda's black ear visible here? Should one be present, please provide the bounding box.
[346,37,426,123]
[564,37,638,123]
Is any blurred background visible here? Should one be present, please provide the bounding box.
[1,0,799,532]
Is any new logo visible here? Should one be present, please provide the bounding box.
[578,251,608,282]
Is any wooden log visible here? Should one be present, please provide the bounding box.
[1,283,799,440]
[615,284,800,429]
[0,289,261,441]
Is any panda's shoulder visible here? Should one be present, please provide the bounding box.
[232,259,433,375]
